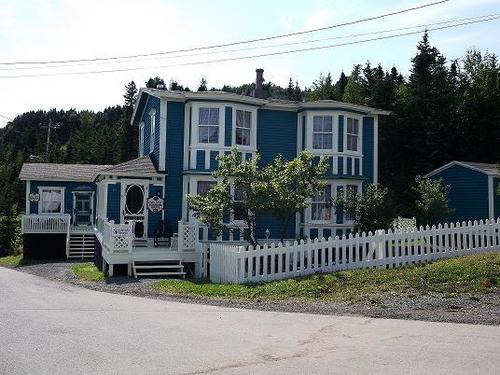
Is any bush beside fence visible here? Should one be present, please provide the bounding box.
[209,219,500,284]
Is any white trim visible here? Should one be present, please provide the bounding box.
[139,121,145,157]
[304,111,338,154]
[343,114,363,156]
[25,180,30,214]
[149,109,156,154]
[72,191,95,226]
[373,115,379,185]
[159,98,167,171]
[488,176,494,219]
[232,104,258,151]
[426,161,500,178]
[37,186,66,215]
[191,102,225,147]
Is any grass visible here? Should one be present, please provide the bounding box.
[0,254,22,267]
[152,252,500,302]
[71,263,105,282]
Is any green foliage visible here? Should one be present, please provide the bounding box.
[188,150,268,246]
[187,150,328,245]
[0,203,21,255]
[334,184,395,233]
[72,263,105,282]
[198,76,208,91]
[0,254,22,267]
[413,176,453,225]
[145,76,165,88]
[152,252,500,301]
[263,152,328,240]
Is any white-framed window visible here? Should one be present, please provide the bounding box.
[311,184,332,221]
[197,180,216,196]
[139,122,144,156]
[346,117,359,152]
[233,185,246,221]
[150,110,156,153]
[39,187,64,214]
[312,116,333,150]
[198,107,220,144]
[235,110,251,146]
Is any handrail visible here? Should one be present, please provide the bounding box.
[21,214,71,234]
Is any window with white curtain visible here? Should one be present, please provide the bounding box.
[235,110,251,146]
[346,117,359,152]
[40,187,64,214]
[312,116,333,149]
[311,184,332,221]
[198,107,219,144]
[150,111,156,152]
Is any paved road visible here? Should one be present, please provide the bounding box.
[0,267,499,375]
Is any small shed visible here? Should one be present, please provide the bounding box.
[426,161,500,223]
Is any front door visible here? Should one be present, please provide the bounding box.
[122,183,147,239]
[74,192,93,226]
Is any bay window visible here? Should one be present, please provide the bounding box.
[346,117,359,152]
[39,187,64,214]
[198,107,220,144]
[312,116,333,150]
[311,185,332,221]
[233,186,246,220]
[235,110,252,146]
[197,181,215,196]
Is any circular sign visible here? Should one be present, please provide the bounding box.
[28,192,40,202]
[147,196,164,213]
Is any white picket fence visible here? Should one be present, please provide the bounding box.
[209,219,500,284]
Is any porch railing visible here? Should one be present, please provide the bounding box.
[21,214,71,234]
[100,217,133,254]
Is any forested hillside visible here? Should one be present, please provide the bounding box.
[0,33,499,217]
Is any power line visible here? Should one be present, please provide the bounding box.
[1,13,496,72]
[0,0,448,66]
[0,15,498,79]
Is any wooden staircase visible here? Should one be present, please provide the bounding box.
[68,233,95,259]
[132,260,186,278]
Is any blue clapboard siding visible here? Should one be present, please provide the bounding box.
[430,165,489,223]
[362,116,374,183]
[28,181,96,219]
[140,94,161,166]
[210,151,219,170]
[225,107,232,147]
[256,109,298,239]
[164,101,185,236]
[196,150,205,169]
[338,115,344,152]
[106,183,121,223]
[147,184,163,237]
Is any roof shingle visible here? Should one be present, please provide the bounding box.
[19,163,112,182]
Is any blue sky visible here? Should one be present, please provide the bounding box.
[0,0,499,127]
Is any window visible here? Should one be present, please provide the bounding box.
[346,117,359,152]
[233,186,246,220]
[198,107,219,144]
[197,181,215,196]
[40,187,64,214]
[345,185,359,220]
[235,110,251,146]
[139,122,144,156]
[150,111,156,152]
[313,116,333,149]
[311,185,331,221]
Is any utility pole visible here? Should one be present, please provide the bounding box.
[41,117,61,162]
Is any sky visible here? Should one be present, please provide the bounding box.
[0,0,499,127]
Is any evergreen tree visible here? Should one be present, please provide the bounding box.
[342,65,365,104]
[198,77,208,91]
[146,77,165,88]
[123,81,137,110]
[334,72,348,100]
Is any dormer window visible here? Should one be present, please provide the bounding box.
[235,110,251,146]
[312,116,333,150]
[149,109,156,153]
[346,117,359,152]
[198,107,219,144]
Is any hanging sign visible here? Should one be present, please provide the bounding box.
[112,226,132,237]
[147,196,164,213]
[28,192,40,202]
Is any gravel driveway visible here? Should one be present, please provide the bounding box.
[14,260,500,326]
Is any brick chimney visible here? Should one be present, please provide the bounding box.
[254,68,266,99]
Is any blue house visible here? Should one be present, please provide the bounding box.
[19,69,389,277]
[426,161,500,223]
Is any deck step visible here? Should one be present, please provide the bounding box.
[132,259,185,279]
[68,233,95,259]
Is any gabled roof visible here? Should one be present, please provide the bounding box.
[96,155,160,178]
[426,161,500,178]
[131,88,391,125]
[19,163,112,182]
